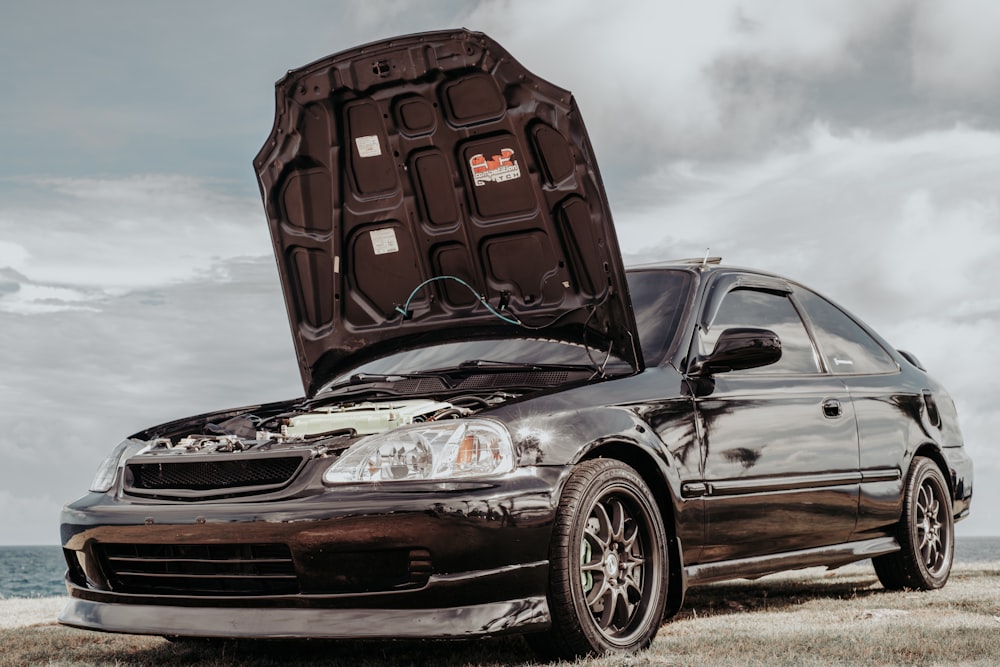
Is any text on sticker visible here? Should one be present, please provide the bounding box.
[469,148,521,186]
[369,228,399,255]
[355,135,382,158]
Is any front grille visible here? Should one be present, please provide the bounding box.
[96,543,298,596]
[124,453,306,500]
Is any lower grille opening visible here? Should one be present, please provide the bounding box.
[96,543,298,596]
[92,543,436,597]
[298,548,433,594]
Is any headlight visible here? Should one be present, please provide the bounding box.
[89,439,146,493]
[323,419,514,484]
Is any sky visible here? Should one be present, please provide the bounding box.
[2,0,998,544]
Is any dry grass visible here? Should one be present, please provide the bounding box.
[0,597,66,629]
[3,563,998,666]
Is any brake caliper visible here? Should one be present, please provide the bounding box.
[581,538,593,592]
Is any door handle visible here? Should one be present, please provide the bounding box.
[822,398,842,418]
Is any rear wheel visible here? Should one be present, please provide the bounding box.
[527,458,668,659]
[873,456,954,590]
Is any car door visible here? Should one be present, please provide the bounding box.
[791,286,912,537]
[689,274,861,562]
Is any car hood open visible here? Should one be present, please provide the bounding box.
[254,29,640,396]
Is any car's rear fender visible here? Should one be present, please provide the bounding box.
[912,442,973,520]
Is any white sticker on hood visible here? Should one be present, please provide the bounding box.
[355,135,382,158]
[370,228,399,255]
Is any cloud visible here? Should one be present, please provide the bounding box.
[0,491,64,546]
[617,122,1000,299]
[0,1,472,184]
[0,241,30,269]
[0,281,101,315]
[0,175,269,293]
[911,0,1000,98]
[456,0,1000,194]
[460,1,910,159]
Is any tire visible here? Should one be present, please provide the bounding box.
[527,458,669,659]
[873,456,954,590]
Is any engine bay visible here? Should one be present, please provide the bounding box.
[114,392,521,500]
[131,392,516,458]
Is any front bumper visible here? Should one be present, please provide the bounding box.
[60,594,548,639]
[60,466,565,639]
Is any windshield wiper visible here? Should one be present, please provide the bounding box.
[348,372,450,383]
[457,359,599,373]
[309,362,602,405]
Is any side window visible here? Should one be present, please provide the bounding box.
[795,288,898,374]
[703,288,820,374]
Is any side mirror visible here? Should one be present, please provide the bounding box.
[695,327,782,375]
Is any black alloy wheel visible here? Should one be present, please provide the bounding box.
[873,455,954,590]
[527,458,669,659]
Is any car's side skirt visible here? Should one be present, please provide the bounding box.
[684,536,900,587]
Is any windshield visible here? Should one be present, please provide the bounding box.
[319,269,692,390]
[627,268,693,365]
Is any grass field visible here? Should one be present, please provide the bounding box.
[3,562,997,666]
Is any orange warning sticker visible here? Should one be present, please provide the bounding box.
[469,148,521,186]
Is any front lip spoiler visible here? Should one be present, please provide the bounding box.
[59,595,550,639]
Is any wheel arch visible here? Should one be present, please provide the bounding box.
[911,442,955,500]
[577,439,686,619]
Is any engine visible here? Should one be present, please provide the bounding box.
[136,397,495,457]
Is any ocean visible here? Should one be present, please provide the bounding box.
[1,538,998,599]
[0,546,67,599]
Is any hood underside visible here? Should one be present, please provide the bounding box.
[254,29,640,396]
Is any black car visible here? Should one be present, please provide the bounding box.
[60,29,972,659]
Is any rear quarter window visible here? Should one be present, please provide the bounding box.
[795,288,898,375]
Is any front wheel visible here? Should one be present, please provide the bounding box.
[873,456,954,590]
[527,458,669,659]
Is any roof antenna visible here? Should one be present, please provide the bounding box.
[701,248,711,266]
